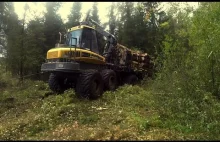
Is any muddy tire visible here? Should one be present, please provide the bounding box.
[48,73,65,94]
[76,70,104,100]
[124,74,138,85]
[101,69,118,91]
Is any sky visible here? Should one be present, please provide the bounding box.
[14,2,112,24]
[13,2,199,24]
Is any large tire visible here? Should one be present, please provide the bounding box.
[124,74,138,85]
[101,69,118,91]
[76,70,104,100]
[48,73,65,94]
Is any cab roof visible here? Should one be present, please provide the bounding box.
[68,25,95,32]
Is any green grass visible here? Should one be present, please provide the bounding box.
[0,73,220,140]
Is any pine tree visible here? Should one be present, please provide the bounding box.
[117,2,135,47]
[1,2,22,75]
[141,2,166,57]
[18,3,29,81]
[0,2,4,31]
[0,2,5,53]
[108,2,116,35]
[24,18,45,75]
[91,2,100,24]
[132,3,149,51]
[67,2,82,28]
[44,2,64,53]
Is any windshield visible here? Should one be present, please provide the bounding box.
[66,29,82,47]
[64,28,99,54]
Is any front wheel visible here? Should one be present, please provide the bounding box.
[48,73,65,94]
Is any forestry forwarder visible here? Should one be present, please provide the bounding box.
[41,10,152,99]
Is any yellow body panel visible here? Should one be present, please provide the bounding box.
[47,47,105,64]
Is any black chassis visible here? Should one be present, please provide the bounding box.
[41,61,145,82]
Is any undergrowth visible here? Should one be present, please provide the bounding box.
[0,71,220,140]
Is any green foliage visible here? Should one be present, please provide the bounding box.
[1,2,47,77]
[24,18,45,75]
[44,2,64,51]
[1,2,22,76]
[188,2,220,96]
[150,2,220,140]
[159,2,220,99]
[116,2,135,47]
[66,2,82,28]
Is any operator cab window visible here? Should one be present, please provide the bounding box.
[66,29,82,47]
[81,27,99,54]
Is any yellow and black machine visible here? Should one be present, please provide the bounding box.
[41,10,152,99]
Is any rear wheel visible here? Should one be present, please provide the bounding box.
[48,73,65,94]
[76,70,104,100]
[124,74,138,85]
[101,69,118,91]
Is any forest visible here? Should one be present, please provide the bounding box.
[0,2,220,140]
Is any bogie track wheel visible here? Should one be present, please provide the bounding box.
[101,69,118,91]
[76,70,104,100]
[124,74,138,85]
